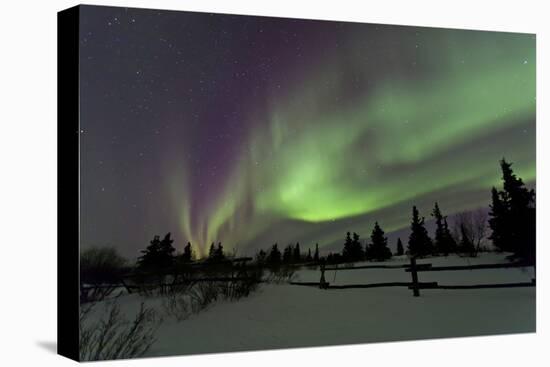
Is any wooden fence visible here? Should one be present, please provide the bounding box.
[290,258,535,297]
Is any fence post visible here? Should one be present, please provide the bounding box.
[319,263,328,289]
[120,278,133,294]
[410,257,420,297]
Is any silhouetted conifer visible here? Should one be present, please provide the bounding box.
[342,232,353,261]
[489,187,509,251]
[343,232,363,262]
[489,159,535,262]
[293,242,301,263]
[255,249,267,265]
[396,238,404,256]
[306,248,313,262]
[313,243,320,262]
[267,243,281,266]
[366,222,392,261]
[283,245,293,263]
[408,206,433,258]
[214,242,225,260]
[431,202,456,256]
[137,232,176,271]
[182,242,192,262]
[352,232,363,259]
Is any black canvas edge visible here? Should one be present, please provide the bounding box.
[58,5,81,362]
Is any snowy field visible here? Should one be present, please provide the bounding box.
[87,253,536,358]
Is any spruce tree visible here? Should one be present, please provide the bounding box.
[442,218,456,255]
[489,187,510,251]
[267,243,281,266]
[208,243,215,259]
[351,232,364,260]
[182,242,192,262]
[313,243,320,262]
[343,232,363,262]
[137,233,176,271]
[293,242,301,263]
[431,202,456,256]
[502,159,535,262]
[396,238,404,256]
[137,235,161,270]
[342,232,353,261]
[432,202,444,255]
[283,245,293,263]
[159,233,175,259]
[306,248,312,262]
[367,222,392,261]
[408,206,433,258]
[214,242,224,260]
[255,249,267,265]
[489,159,535,262]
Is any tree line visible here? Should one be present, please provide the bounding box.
[325,159,535,263]
[253,158,535,265]
[83,158,534,281]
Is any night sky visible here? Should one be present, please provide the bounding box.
[79,5,536,259]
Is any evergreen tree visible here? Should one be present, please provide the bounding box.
[342,232,353,261]
[351,232,364,260]
[343,232,363,262]
[502,160,535,262]
[293,242,301,263]
[267,243,281,266]
[208,243,215,259]
[283,245,293,263]
[214,242,225,260]
[396,238,404,256]
[366,222,392,261]
[207,242,225,261]
[138,235,161,270]
[489,159,535,262]
[182,242,193,262]
[431,202,456,256]
[489,187,510,251]
[442,218,456,255]
[255,249,267,265]
[306,248,312,262]
[408,206,433,258]
[137,233,176,271]
[159,233,175,258]
[313,243,320,262]
[432,202,444,254]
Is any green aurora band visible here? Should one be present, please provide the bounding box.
[174,27,535,257]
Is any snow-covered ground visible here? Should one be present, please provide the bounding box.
[87,253,536,358]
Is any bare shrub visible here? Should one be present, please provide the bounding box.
[189,281,220,312]
[81,247,126,283]
[219,277,261,300]
[161,270,263,320]
[453,209,488,257]
[160,282,194,321]
[80,247,127,303]
[79,300,159,361]
[265,265,296,283]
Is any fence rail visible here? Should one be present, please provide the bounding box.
[299,257,535,297]
[325,263,430,271]
[404,262,529,272]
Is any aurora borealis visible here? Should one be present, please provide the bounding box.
[79,6,536,258]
